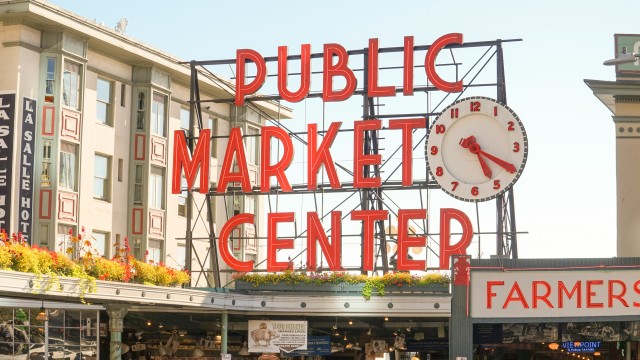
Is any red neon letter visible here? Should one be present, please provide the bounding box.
[278,44,311,102]
[235,49,267,106]
[586,280,604,308]
[261,126,294,192]
[217,128,252,193]
[351,210,388,271]
[503,281,529,309]
[425,33,464,93]
[219,213,254,272]
[439,208,473,270]
[323,43,357,102]
[608,280,629,308]
[353,120,382,188]
[388,118,426,186]
[267,212,295,272]
[396,209,426,271]
[403,36,414,96]
[367,38,395,98]
[308,122,342,190]
[172,129,210,194]
[307,211,342,271]
[634,280,640,307]
[487,281,504,309]
[532,281,553,309]
[558,281,582,309]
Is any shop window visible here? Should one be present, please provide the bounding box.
[151,93,167,137]
[59,142,77,191]
[149,166,164,209]
[62,61,81,110]
[93,154,110,201]
[96,78,112,125]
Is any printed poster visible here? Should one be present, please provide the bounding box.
[248,320,307,353]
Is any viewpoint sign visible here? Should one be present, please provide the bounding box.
[173,34,477,272]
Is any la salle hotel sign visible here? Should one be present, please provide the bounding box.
[173,34,475,272]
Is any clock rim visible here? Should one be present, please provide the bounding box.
[425,96,528,202]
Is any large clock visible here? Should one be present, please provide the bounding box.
[425,96,528,202]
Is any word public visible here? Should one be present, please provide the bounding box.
[234,33,464,105]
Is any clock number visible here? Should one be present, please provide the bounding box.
[493,180,501,190]
[507,121,515,131]
[435,124,446,134]
[451,181,459,191]
[435,166,443,177]
[513,142,520,152]
[470,101,481,112]
[430,146,438,155]
[494,106,498,116]
[471,186,479,196]
[450,108,459,118]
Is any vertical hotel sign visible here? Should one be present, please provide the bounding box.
[19,98,36,242]
[0,93,16,233]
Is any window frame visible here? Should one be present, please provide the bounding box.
[151,93,167,137]
[149,166,165,210]
[62,61,82,110]
[93,153,111,201]
[96,78,113,126]
[59,142,78,191]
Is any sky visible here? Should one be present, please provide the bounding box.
[47,0,640,262]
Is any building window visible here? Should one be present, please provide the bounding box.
[245,195,255,214]
[62,61,81,109]
[149,166,164,209]
[92,231,108,257]
[96,78,112,125]
[178,175,187,217]
[180,108,189,132]
[151,93,167,137]
[93,154,110,201]
[175,244,186,270]
[45,57,56,103]
[57,224,76,257]
[246,126,259,165]
[136,91,146,130]
[134,164,143,205]
[59,142,77,191]
[209,117,217,158]
[148,239,163,264]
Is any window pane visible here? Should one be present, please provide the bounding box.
[180,108,189,130]
[151,93,166,137]
[63,62,81,109]
[148,239,162,264]
[96,79,111,102]
[93,178,105,199]
[93,155,109,199]
[59,144,77,191]
[96,102,107,124]
[92,232,107,257]
[94,155,108,178]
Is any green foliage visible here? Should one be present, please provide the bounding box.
[0,229,191,301]
[233,270,450,300]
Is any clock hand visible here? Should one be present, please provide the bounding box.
[459,135,517,174]
[459,136,491,178]
[477,150,517,173]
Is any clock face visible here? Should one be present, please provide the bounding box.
[425,96,528,202]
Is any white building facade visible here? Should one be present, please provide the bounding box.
[0,0,288,286]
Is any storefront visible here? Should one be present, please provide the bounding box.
[450,257,640,360]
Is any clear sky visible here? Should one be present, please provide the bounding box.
[48,0,640,261]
